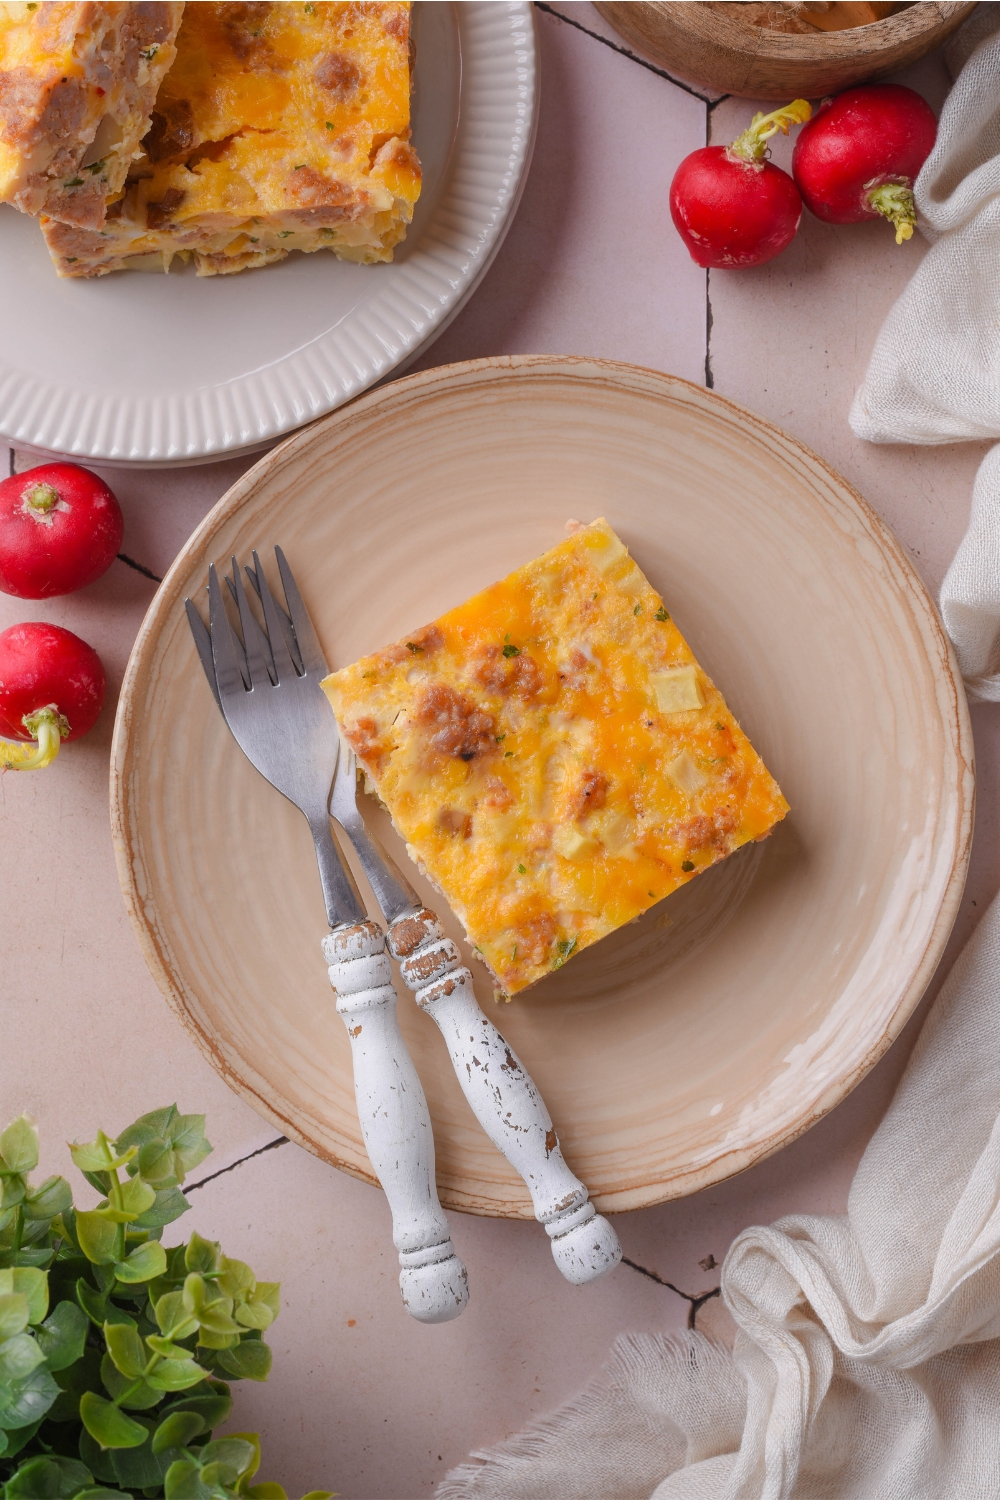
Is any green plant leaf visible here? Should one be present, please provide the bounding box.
[216,1339,271,1382]
[0,1266,48,1323]
[1,1454,94,1498]
[195,1327,240,1350]
[75,1279,108,1329]
[0,1416,42,1459]
[0,1291,29,1341]
[48,1343,103,1421]
[78,1428,119,1483]
[69,1137,138,1176]
[100,1354,161,1410]
[4,1454,95,1498]
[75,1212,119,1266]
[164,1457,210,1500]
[146,1333,193,1359]
[0,1331,44,1381]
[109,1420,171,1489]
[74,1489,127,1500]
[120,1177,156,1219]
[158,1382,233,1433]
[0,1362,61,1428]
[217,1257,254,1301]
[36,1299,88,1371]
[1,1174,26,1210]
[200,1435,256,1472]
[184,1234,219,1277]
[234,1282,279,1332]
[246,1486,290,1500]
[152,1408,206,1454]
[154,1289,199,1342]
[23,1175,72,1221]
[220,1429,260,1482]
[79,1390,149,1450]
[145,1356,204,1392]
[115,1240,167,1284]
[133,1186,190,1231]
[1,1117,39,1176]
[104,1320,147,1379]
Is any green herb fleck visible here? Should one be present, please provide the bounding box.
[249,236,259,243]
[639,764,646,777]
[716,721,725,732]
[648,892,655,899]
[496,733,506,742]
[502,643,520,658]
[681,860,695,872]
[140,43,159,59]
[305,2,315,9]
[504,750,514,758]
[85,158,106,174]
[65,177,84,187]
[277,230,293,238]
[65,256,78,263]
[551,936,578,970]
[26,3,37,9]
[655,606,670,622]
[592,592,598,600]
[634,604,642,616]
[325,120,335,128]
[511,945,518,959]
[406,641,423,653]
[517,863,526,874]
[294,163,308,170]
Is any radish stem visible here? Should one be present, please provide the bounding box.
[867,182,916,243]
[728,100,812,165]
[0,705,69,770]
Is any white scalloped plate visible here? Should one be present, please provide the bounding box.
[0,2,536,466]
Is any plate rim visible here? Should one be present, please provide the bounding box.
[0,1,539,467]
[111,354,975,1214]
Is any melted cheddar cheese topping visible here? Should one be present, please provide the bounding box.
[41,1,420,277]
[322,521,788,996]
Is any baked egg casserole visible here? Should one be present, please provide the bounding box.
[42,0,421,277]
[322,520,789,997]
[0,1,182,228]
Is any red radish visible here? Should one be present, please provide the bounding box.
[0,462,124,599]
[670,99,812,270]
[792,85,938,244]
[0,622,106,770]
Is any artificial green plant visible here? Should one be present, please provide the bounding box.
[0,1106,329,1499]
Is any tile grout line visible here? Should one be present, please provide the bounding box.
[186,1134,290,1193]
[621,1255,721,1331]
[533,2,722,104]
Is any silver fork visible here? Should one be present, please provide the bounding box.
[194,551,621,1287]
[185,551,469,1324]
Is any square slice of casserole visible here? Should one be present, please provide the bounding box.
[0,1,183,228]
[322,520,789,997]
[41,0,420,277]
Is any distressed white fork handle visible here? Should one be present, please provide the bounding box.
[386,909,623,1284]
[323,919,469,1323]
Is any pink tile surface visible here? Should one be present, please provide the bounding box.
[1,8,994,1497]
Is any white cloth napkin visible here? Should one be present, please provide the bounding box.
[438,16,1000,1499]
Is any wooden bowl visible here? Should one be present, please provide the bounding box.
[112,357,972,1216]
[593,2,976,100]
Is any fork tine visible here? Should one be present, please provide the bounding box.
[225,570,277,682]
[244,557,302,674]
[274,546,328,677]
[208,563,249,698]
[251,550,297,682]
[185,597,223,712]
[229,557,274,688]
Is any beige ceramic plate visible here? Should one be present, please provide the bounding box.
[112,357,973,1216]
